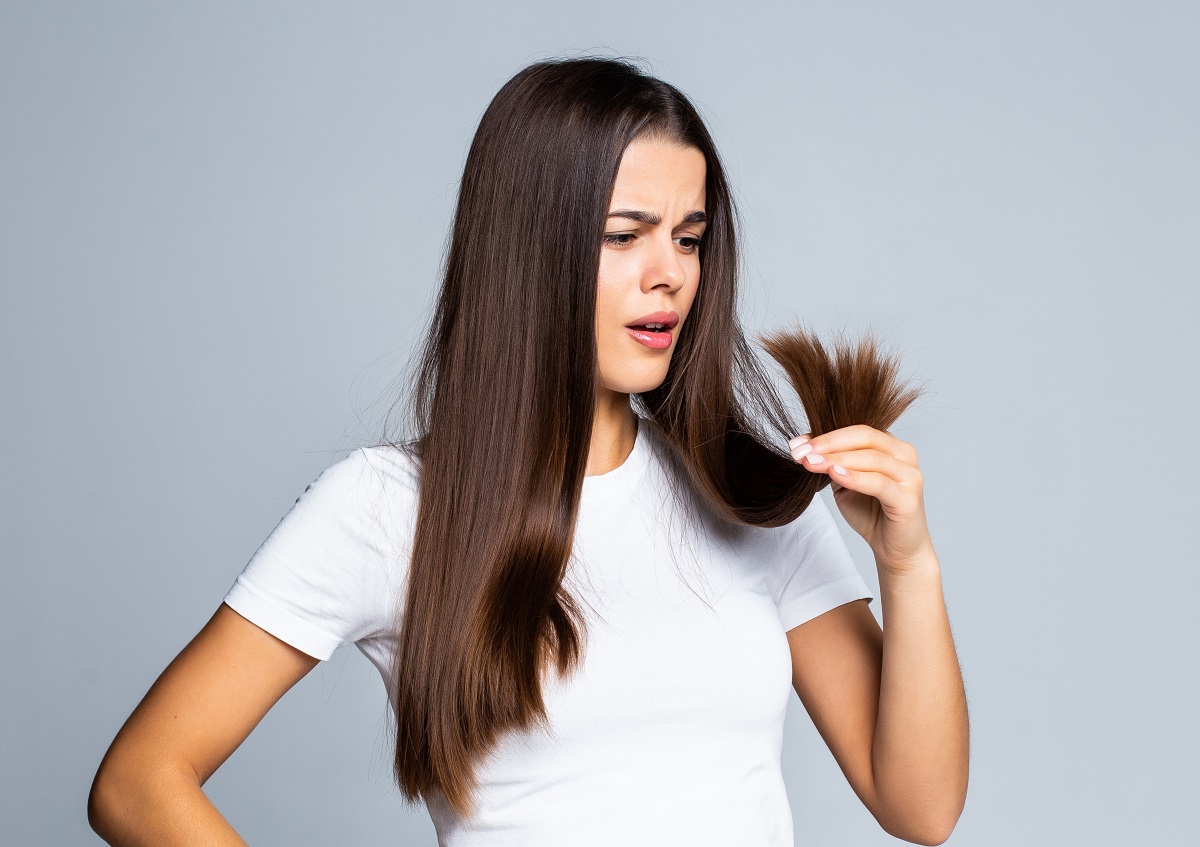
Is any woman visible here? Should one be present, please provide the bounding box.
[89,56,969,845]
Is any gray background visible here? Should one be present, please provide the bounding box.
[4,1,1197,844]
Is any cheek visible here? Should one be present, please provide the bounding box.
[680,262,702,314]
[594,256,626,325]
[594,279,617,330]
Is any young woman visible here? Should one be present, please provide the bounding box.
[89,56,969,846]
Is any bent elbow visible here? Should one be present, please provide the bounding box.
[875,796,964,846]
[880,822,954,846]
[882,810,962,846]
[88,751,177,840]
[911,825,956,846]
[87,764,123,840]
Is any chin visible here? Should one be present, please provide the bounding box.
[601,367,670,396]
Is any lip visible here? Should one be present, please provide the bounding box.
[626,325,673,350]
[625,310,679,329]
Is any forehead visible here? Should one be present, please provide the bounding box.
[609,137,707,209]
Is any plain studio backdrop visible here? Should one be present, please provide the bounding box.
[3,2,1196,844]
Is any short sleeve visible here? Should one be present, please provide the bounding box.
[222,447,411,661]
[773,492,874,632]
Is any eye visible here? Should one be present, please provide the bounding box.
[676,236,703,253]
[603,232,636,246]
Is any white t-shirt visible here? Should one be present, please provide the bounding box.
[223,415,873,846]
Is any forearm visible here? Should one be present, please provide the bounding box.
[89,761,248,847]
[870,553,969,842]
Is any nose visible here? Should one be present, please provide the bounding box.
[641,232,687,292]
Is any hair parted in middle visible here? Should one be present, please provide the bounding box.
[385,54,923,818]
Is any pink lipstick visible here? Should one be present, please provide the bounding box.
[625,310,679,350]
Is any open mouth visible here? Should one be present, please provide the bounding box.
[625,311,678,349]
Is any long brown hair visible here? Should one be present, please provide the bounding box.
[386,55,923,816]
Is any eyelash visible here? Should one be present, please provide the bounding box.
[603,233,703,253]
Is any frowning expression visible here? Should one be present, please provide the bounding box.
[595,135,707,397]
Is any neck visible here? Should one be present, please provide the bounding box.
[586,391,637,477]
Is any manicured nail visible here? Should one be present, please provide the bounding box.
[788,434,810,449]
[791,442,814,459]
[833,464,848,475]
[806,453,824,465]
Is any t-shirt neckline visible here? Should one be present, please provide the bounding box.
[580,414,652,501]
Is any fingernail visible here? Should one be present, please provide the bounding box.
[791,442,814,459]
[788,434,810,449]
[806,453,824,465]
[833,464,848,475]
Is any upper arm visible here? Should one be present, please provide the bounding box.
[93,602,320,791]
[786,598,885,817]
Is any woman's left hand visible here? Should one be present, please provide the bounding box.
[789,424,935,576]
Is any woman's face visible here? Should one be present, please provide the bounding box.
[595,135,707,398]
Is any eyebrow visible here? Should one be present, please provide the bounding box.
[606,209,707,226]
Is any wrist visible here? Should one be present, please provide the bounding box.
[876,548,942,587]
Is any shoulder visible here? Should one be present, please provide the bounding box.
[353,443,422,495]
[331,443,422,525]
[310,443,420,497]
[771,493,850,571]
[786,492,840,539]
[280,444,422,547]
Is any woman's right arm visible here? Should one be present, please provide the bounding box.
[88,602,321,846]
